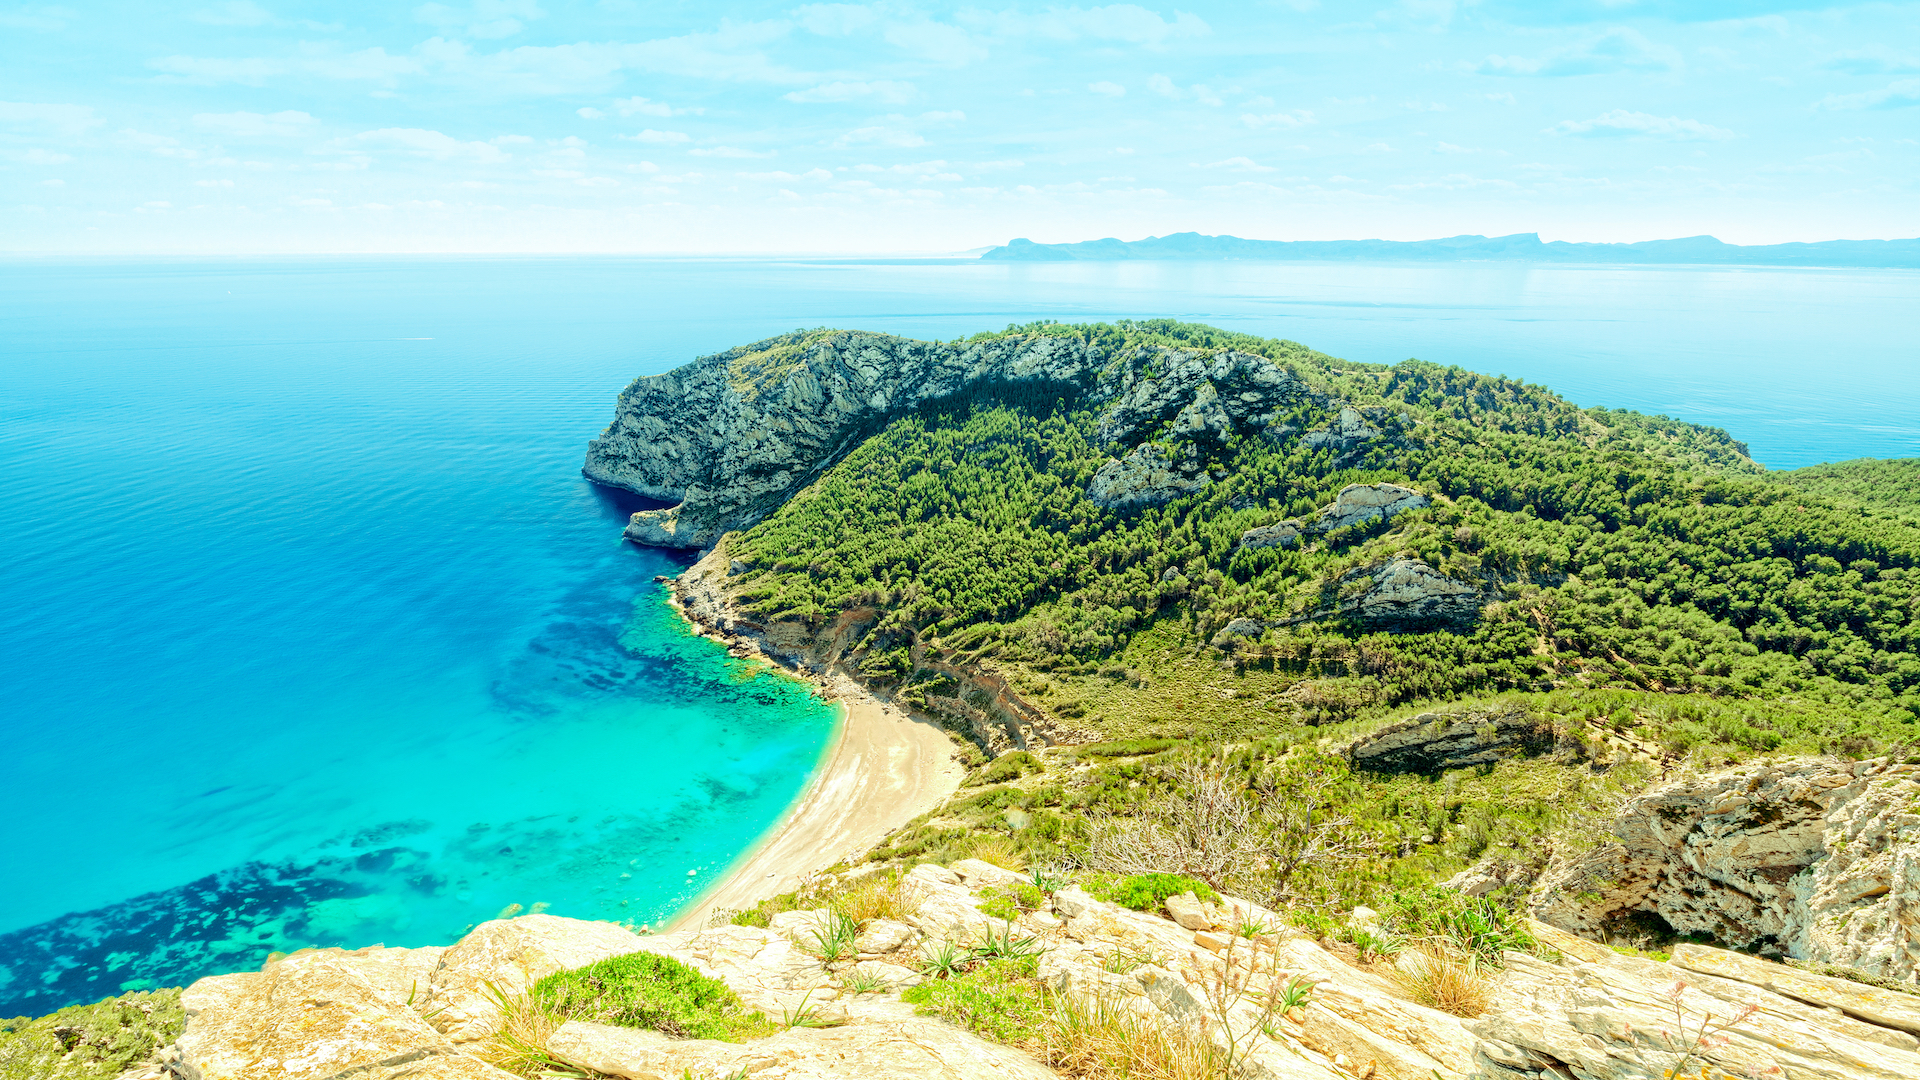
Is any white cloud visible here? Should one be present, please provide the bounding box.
[1147,74,1221,106]
[1817,79,1920,111]
[612,95,701,117]
[919,110,964,125]
[353,127,510,161]
[1,5,76,30]
[1482,28,1680,77]
[1088,81,1126,97]
[0,101,103,135]
[834,124,926,147]
[149,47,420,86]
[960,5,1209,47]
[3,147,73,164]
[1547,110,1733,141]
[193,110,316,137]
[784,80,915,104]
[1241,109,1313,129]
[196,178,236,186]
[689,145,776,158]
[1196,156,1274,172]
[621,128,691,143]
[576,107,605,119]
[190,1,273,26]
[739,167,833,181]
[414,0,545,40]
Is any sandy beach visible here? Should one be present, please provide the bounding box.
[666,669,965,930]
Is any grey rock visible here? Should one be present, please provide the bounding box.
[1086,442,1210,510]
[1313,482,1429,533]
[1300,405,1381,451]
[1239,519,1303,550]
[1217,616,1265,639]
[1344,707,1557,774]
[1531,757,1920,981]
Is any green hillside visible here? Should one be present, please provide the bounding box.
[728,321,1919,740]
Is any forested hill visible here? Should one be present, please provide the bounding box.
[594,320,1919,758]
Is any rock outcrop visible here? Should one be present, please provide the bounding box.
[1236,483,1431,554]
[1530,757,1920,982]
[1086,442,1211,511]
[157,853,1920,1080]
[1344,706,1562,775]
[585,331,1336,547]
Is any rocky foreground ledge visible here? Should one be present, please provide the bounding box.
[83,854,1920,1080]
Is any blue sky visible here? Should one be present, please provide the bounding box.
[3,1,1917,253]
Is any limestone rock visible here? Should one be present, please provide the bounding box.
[1344,706,1557,774]
[950,858,1029,888]
[1086,442,1210,511]
[546,1009,1063,1080]
[176,948,512,1080]
[1343,556,1480,629]
[423,914,648,1042]
[855,918,919,958]
[1164,891,1216,931]
[1314,482,1429,533]
[1530,757,1920,980]
[1239,519,1303,550]
[1300,405,1383,453]
[1670,943,1920,1036]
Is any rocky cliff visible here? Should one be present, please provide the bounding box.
[1528,756,1920,982]
[129,852,1920,1080]
[583,329,1343,548]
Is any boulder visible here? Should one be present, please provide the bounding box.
[1239,520,1303,550]
[1313,482,1428,533]
[1345,556,1480,629]
[1300,405,1383,452]
[421,914,648,1043]
[1164,891,1216,931]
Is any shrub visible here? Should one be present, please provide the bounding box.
[0,990,184,1080]
[1395,943,1493,1017]
[1085,872,1219,914]
[1045,991,1226,1080]
[978,894,1020,922]
[831,870,926,923]
[964,834,1029,870]
[729,907,771,928]
[901,960,1048,1046]
[1379,886,1535,962]
[1289,909,1337,939]
[526,952,774,1042]
[974,751,1043,785]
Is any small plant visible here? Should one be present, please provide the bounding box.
[479,982,583,1078]
[1235,913,1272,939]
[1351,926,1406,963]
[526,952,774,1043]
[804,911,861,964]
[1659,979,1762,1079]
[1029,865,1070,896]
[966,834,1029,871]
[978,893,1021,922]
[1380,886,1536,963]
[841,968,890,995]
[1394,943,1493,1018]
[1046,990,1228,1080]
[1272,976,1313,1018]
[901,961,1049,1046]
[1289,909,1337,939]
[729,907,772,928]
[831,870,927,923]
[973,921,1045,972]
[1100,944,1166,974]
[779,987,846,1030]
[918,939,971,979]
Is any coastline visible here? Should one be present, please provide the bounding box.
[661,586,964,932]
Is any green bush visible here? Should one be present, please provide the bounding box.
[730,907,771,928]
[1379,886,1536,962]
[1085,873,1219,914]
[1289,910,1337,938]
[974,751,1042,785]
[977,894,1019,922]
[528,952,773,1042]
[0,991,183,1080]
[901,960,1047,1046]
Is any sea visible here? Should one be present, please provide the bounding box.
[1,256,1915,1017]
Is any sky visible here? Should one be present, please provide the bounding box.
[2,0,1917,253]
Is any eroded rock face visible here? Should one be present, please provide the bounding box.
[1239,519,1303,551]
[1531,758,1920,981]
[1344,707,1559,775]
[1086,442,1211,511]
[1344,556,1480,629]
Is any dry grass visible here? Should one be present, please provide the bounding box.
[964,834,1030,871]
[1044,992,1230,1080]
[1394,942,1495,1017]
[475,982,570,1078]
[830,869,928,922]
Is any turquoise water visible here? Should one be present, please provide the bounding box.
[1,257,1915,1016]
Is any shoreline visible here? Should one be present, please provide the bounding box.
[661,588,964,933]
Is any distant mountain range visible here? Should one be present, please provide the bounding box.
[978,232,1920,267]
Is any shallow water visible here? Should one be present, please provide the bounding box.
[0,256,1913,1015]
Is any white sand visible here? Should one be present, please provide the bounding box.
[667,671,964,931]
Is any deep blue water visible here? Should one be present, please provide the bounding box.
[1,257,1915,1016]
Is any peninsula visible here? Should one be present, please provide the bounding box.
[978,231,1920,267]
